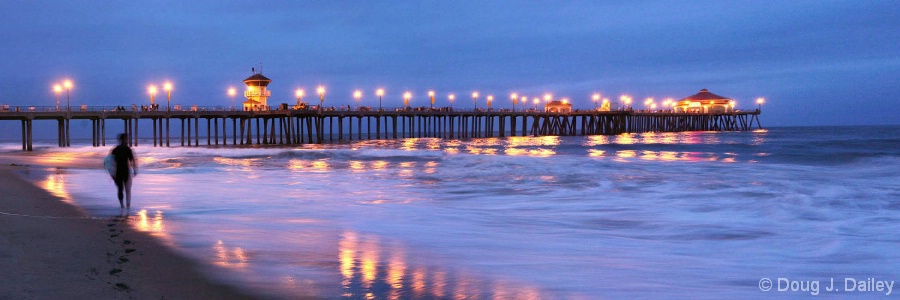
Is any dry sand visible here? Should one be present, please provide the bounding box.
[0,165,258,299]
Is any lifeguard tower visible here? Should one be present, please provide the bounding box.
[243,69,272,111]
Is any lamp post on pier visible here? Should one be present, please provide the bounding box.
[53,84,62,111]
[295,89,305,109]
[592,93,600,110]
[756,97,765,112]
[317,86,325,113]
[164,82,172,112]
[428,90,435,110]
[228,87,236,111]
[353,90,362,110]
[148,85,158,107]
[510,93,518,112]
[376,88,385,111]
[63,80,72,111]
[448,94,455,110]
[486,95,493,110]
[403,91,412,109]
[472,92,479,110]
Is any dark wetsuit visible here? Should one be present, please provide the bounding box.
[111,144,134,202]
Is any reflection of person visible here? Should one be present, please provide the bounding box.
[111,133,137,208]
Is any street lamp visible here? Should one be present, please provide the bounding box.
[602,98,609,111]
[729,100,736,112]
[472,91,479,110]
[53,84,62,111]
[403,91,412,108]
[63,80,72,111]
[228,87,236,110]
[428,90,435,110]
[448,93,455,110]
[353,90,362,110]
[164,82,172,111]
[487,95,493,109]
[533,98,540,110]
[510,93,518,112]
[756,97,765,111]
[148,85,158,107]
[621,95,632,110]
[317,86,326,112]
[592,93,600,109]
[376,88,385,111]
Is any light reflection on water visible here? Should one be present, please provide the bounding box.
[13,127,899,298]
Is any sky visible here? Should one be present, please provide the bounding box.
[1,0,899,140]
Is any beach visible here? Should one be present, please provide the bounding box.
[0,165,259,299]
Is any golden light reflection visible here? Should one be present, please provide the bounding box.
[583,135,610,146]
[287,159,330,172]
[135,209,165,233]
[41,171,71,201]
[213,157,252,167]
[504,148,556,157]
[371,160,389,169]
[337,232,547,299]
[615,133,636,144]
[361,238,380,288]
[213,240,248,269]
[349,160,365,172]
[587,149,606,157]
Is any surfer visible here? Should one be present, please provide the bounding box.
[110,133,137,208]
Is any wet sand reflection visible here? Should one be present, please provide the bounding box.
[337,231,543,299]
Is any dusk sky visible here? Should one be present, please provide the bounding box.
[1,0,898,139]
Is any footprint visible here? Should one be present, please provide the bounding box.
[118,256,130,263]
[109,269,122,275]
[114,283,130,291]
[124,249,136,253]
[123,240,132,245]
[110,234,119,238]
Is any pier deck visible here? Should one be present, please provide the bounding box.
[0,106,762,151]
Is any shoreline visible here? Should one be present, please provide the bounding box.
[0,164,259,299]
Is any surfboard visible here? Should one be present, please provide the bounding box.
[104,153,116,178]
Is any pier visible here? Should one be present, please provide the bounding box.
[0,106,762,151]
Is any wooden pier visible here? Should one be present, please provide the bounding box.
[0,106,762,151]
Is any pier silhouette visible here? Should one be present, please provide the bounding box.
[1,106,761,151]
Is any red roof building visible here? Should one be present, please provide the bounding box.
[674,89,735,113]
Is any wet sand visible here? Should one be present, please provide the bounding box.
[0,165,258,299]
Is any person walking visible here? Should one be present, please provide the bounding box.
[111,133,137,208]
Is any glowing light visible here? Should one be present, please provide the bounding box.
[295,89,305,98]
[163,82,172,92]
[148,85,158,95]
[592,93,600,101]
[53,84,62,93]
[428,90,434,97]
[448,94,455,101]
[228,87,236,96]
[510,93,518,99]
[543,93,552,102]
[376,88,385,97]
[471,91,479,98]
[561,98,569,104]
[353,90,362,99]
[316,86,326,95]
[63,80,72,89]
[404,91,412,99]
[756,97,765,104]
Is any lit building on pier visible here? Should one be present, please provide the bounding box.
[544,100,572,113]
[674,89,735,113]
[242,71,272,111]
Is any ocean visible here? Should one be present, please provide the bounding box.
[2,125,899,299]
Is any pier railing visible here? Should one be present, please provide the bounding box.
[0,105,762,151]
